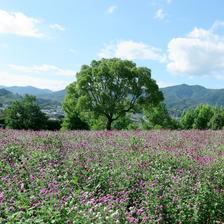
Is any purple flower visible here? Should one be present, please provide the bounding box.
[39,188,48,196]
[127,216,138,223]
[30,175,36,180]
[136,208,144,215]
[0,191,4,203]
[1,175,9,181]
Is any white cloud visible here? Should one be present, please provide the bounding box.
[166,0,173,4]
[167,21,224,78]
[49,23,65,31]
[157,80,174,88]
[0,71,70,90]
[9,64,74,77]
[154,9,166,20]
[3,64,75,90]
[107,5,118,14]
[0,9,43,37]
[99,40,166,63]
[211,20,224,31]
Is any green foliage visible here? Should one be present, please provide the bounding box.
[180,104,215,129]
[4,144,25,162]
[90,116,107,130]
[143,103,179,129]
[193,105,214,129]
[61,112,89,130]
[62,82,89,130]
[0,109,5,126]
[209,108,224,130]
[46,119,62,131]
[112,114,137,130]
[4,95,47,130]
[129,136,144,150]
[63,58,163,130]
[180,108,195,129]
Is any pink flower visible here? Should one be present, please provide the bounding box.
[136,208,144,215]
[30,175,36,181]
[1,175,9,181]
[0,191,4,203]
[39,188,48,196]
[127,216,138,223]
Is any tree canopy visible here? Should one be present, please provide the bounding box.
[180,108,195,129]
[180,104,216,130]
[63,58,163,130]
[209,108,224,130]
[193,104,214,129]
[5,95,47,130]
[143,103,179,129]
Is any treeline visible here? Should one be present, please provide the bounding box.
[1,95,224,131]
[144,104,224,130]
[180,104,224,130]
[1,58,224,131]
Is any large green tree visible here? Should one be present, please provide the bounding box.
[63,58,163,130]
[5,95,47,130]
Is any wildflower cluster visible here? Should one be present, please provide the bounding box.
[0,130,224,223]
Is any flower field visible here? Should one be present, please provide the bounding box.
[0,130,224,223]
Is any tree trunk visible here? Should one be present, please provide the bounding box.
[106,118,112,130]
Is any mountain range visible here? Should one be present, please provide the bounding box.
[161,84,224,116]
[0,86,64,108]
[0,88,22,105]
[0,86,52,96]
[1,84,224,116]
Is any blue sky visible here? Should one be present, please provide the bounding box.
[0,0,224,90]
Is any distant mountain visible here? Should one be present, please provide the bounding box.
[38,89,66,102]
[0,85,66,102]
[0,87,60,108]
[1,84,224,116]
[0,88,21,105]
[161,84,224,117]
[0,86,53,96]
[0,89,12,96]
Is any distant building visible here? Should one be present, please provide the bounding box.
[41,105,64,120]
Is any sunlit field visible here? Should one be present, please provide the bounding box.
[1,130,224,223]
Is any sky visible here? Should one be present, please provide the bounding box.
[0,0,224,91]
